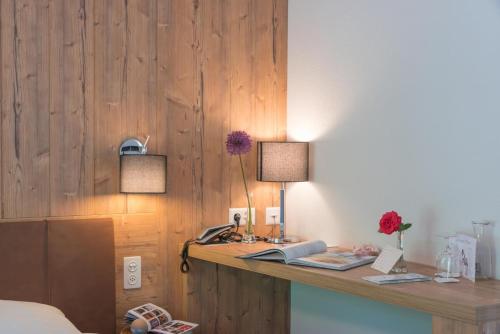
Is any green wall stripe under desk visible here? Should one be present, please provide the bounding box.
[291,282,432,334]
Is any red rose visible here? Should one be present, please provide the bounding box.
[378,211,402,235]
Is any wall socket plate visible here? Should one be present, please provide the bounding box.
[266,207,281,225]
[124,256,141,290]
[228,208,256,226]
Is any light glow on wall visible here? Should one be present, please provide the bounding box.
[286,181,343,246]
[287,95,340,142]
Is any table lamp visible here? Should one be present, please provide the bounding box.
[257,141,309,243]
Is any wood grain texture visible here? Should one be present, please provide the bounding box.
[186,258,290,334]
[0,0,2,219]
[432,317,480,334]
[155,0,170,326]
[1,0,50,218]
[158,0,200,319]
[49,0,94,216]
[113,213,164,329]
[123,0,158,215]
[432,317,500,334]
[93,0,127,214]
[0,0,288,332]
[188,242,500,325]
[251,0,287,237]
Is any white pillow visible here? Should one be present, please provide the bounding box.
[0,300,82,334]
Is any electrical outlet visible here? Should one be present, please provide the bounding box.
[266,207,281,225]
[124,256,141,289]
[228,208,256,226]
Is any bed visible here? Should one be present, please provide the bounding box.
[0,218,116,333]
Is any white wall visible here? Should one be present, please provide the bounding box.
[287,0,500,278]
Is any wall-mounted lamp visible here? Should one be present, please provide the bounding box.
[119,137,167,194]
[257,141,309,243]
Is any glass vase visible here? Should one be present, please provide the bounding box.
[472,221,493,279]
[435,235,461,278]
[390,231,408,274]
[242,193,256,244]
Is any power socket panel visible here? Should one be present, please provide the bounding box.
[124,256,141,290]
[266,207,281,225]
[228,208,256,226]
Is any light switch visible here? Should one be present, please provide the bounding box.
[266,207,280,225]
[124,256,141,289]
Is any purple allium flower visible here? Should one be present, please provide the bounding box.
[226,131,252,155]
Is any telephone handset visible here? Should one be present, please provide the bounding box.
[181,223,240,273]
[196,223,235,244]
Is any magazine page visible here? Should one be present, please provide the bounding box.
[288,248,376,270]
[126,303,173,331]
[242,252,286,261]
[150,320,199,334]
[237,246,287,261]
[279,240,327,262]
[238,240,327,263]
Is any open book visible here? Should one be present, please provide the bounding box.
[238,240,376,271]
[125,303,198,334]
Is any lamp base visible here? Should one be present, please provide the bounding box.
[266,235,301,244]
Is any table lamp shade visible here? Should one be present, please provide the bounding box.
[257,142,309,182]
[120,155,167,193]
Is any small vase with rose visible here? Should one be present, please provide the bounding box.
[378,211,412,273]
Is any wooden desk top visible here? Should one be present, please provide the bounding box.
[188,242,500,325]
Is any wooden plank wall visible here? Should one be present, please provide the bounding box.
[0,0,288,332]
[187,259,290,333]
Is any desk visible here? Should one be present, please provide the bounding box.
[187,242,500,334]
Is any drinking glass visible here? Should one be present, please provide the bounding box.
[435,235,461,278]
[472,221,493,279]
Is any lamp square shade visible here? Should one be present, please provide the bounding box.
[257,142,309,182]
[120,155,167,193]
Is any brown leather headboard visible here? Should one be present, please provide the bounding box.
[0,218,115,334]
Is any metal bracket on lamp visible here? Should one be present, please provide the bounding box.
[119,136,150,155]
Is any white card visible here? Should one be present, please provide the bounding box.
[371,245,403,274]
[449,234,477,282]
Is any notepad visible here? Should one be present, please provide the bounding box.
[363,273,432,285]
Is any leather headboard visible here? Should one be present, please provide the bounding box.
[0,218,115,334]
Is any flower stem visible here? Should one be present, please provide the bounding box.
[238,154,253,233]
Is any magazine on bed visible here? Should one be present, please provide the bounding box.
[125,303,198,334]
[238,240,376,271]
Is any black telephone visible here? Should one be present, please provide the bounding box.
[195,223,235,244]
[180,223,240,273]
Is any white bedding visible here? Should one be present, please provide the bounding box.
[0,300,84,333]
